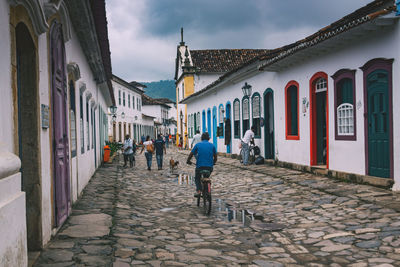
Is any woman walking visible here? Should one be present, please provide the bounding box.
[140,135,154,171]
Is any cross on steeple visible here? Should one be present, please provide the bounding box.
[180,27,185,46]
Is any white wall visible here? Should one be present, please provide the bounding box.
[194,73,220,93]
[186,23,400,188]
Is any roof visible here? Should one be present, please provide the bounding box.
[154,98,175,104]
[130,81,147,88]
[112,74,145,94]
[190,49,270,73]
[142,94,171,108]
[181,0,396,104]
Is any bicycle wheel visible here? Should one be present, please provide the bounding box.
[203,183,212,215]
[197,193,201,207]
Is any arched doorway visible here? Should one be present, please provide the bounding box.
[16,22,42,251]
[310,72,329,168]
[50,21,71,227]
[263,89,275,159]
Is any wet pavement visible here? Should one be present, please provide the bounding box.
[33,148,400,267]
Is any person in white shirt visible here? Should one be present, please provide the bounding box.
[191,130,202,148]
[140,135,154,171]
[241,126,255,165]
[123,134,134,168]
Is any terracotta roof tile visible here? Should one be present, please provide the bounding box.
[190,49,270,73]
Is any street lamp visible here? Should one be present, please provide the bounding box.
[110,105,117,114]
[242,82,252,97]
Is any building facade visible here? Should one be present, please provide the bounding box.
[110,75,145,143]
[0,0,114,265]
[182,0,400,189]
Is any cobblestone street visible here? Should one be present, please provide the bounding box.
[34,148,400,267]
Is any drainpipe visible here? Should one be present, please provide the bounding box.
[397,0,400,16]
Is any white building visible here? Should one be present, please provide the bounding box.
[0,0,114,264]
[110,75,145,143]
[142,95,173,136]
[182,0,400,189]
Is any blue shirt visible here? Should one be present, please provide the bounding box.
[154,138,165,155]
[191,140,216,168]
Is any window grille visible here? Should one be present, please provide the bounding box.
[219,106,224,123]
[315,78,327,93]
[252,95,260,118]
[337,103,354,135]
[243,99,249,120]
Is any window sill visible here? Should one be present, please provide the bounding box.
[286,135,300,140]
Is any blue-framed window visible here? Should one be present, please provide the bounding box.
[218,104,224,138]
[242,96,250,136]
[233,98,240,138]
[252,93,261,138]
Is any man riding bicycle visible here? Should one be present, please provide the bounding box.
[186,132,217,197]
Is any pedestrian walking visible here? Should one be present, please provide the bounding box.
[140,135,154,171]
[154,134,166,170]
[191,130,201,148]
[241,126,255,166]
[123,134,134,168]
[165,135,169,148]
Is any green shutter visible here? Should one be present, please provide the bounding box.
[341,79,353,104]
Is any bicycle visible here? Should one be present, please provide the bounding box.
[197,169,212,215]
[187,161,212,215]
[239,142,256,165]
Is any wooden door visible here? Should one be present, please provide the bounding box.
[50,21,70,226]
[367,70,390,178]
[264,90,275,159]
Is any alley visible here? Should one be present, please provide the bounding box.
[34,148,400,267]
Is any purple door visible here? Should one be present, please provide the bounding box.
[50,21,71,226]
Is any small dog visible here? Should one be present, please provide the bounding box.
[169,157,179,172]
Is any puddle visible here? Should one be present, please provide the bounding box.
[215,199,284,231]
[175,174,195,185]
[160,207,176,212]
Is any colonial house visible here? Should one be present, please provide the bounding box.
[142,94,171,137]
[174,29,269,147]
[110,75,145,143]
[181,0,400,190]
[0,0,114,265]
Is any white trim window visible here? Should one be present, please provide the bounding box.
[219,105,224,124]
[315,78,327,93]
[337,103,354,135]
[243,99,249,120]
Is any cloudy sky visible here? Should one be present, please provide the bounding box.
[106,0,371,83]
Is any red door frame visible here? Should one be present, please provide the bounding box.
[309,72,329,168]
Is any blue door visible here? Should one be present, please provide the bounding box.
[226,103,232,153]
[212,107,217,150]
[207,109,211,136]
[202,110,206,132]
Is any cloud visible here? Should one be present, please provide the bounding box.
[106,0,372,82]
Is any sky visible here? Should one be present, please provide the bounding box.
[106,0,372,83]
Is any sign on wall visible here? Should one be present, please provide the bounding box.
[41,104,50,129]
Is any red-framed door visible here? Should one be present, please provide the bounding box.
[310,72,329,168]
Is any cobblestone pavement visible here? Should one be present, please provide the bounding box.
[34,147,400,267]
